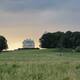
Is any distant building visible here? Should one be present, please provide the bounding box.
[23,39,35,48]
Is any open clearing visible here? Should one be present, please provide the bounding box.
[0,49,80,80]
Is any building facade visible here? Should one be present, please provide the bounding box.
[23,39,35,48]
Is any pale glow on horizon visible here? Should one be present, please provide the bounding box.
[1,24,80,50]
[8,40,40,50]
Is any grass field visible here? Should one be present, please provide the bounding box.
[0,49,80,80]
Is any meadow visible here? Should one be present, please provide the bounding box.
[0,49,80,80]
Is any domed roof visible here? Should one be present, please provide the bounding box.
[23,39,34,43]
[23,38,35,48]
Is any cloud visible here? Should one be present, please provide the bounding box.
[0,0,69,12]
[0,0,80,26]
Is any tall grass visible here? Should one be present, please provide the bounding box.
[0,62,80,80]
[0,49,79,80]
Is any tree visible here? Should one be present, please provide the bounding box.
[39,32,53,48]
[63,31,73,48]
[54,31,64,48]
[39,32,64,48]
[40,31,80,49]
[0,36,8,52]
[71,32,80,48]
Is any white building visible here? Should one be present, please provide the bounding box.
[23,39,35,48]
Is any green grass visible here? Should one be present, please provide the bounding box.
[0,49,80,80]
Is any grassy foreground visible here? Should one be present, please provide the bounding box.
[0,49,80,80]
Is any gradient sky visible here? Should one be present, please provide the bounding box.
[0,0,80,50]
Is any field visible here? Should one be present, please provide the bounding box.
[0,49,80,80]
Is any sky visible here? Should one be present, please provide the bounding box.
[0,0,80,50]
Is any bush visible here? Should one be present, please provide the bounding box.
[75,46,80,52]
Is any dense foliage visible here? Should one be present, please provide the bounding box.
[40,31,80,49]
[0,36,8,52]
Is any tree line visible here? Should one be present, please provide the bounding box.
[40,31,80,49]
[0,36,8,52]
[0,31,80,52]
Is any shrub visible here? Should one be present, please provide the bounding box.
[75,46,80,52]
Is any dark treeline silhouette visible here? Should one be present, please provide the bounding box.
[0,36,8,52]
[40,31,80,49]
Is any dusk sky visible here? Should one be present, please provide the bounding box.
[0,0,80,50]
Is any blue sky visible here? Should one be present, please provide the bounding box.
[0,0,80,49]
